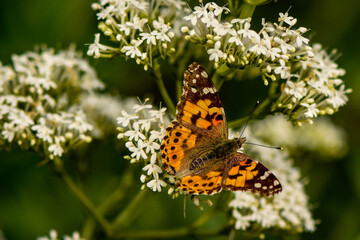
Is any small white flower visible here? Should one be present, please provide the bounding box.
[2,122,16,142]
[294,31,309,47]
[284,81,307,100]
[213,22,232,36]
[122,40,143,58]
[279,12,297,26]
[228,30,243,46]
[248,39,268,56]
[31,118,54,143]
[137,119,152,132]
[184,12,198,25]
[128,139,147,160]
[142,154,163,177]
[87,33,105,58]
[274,37,295,54]
[147,178,167,192]
[153,17,171,32]
[268,47,281,61]
[301,103,320,118]
[133,101,153,112]
[207,41,224,62]
[126,16,148,32]
[140,32,157,45]
[238,20,260,42]
[143,136,160,154]
[327,85,351,108]
[201,10,218,28]
[149,129,164,142]
[96,4,115,20]
[210,2,229,16]
[274,59,290,79]
[117,110,139,127]
[124,122,146,141]
[149,107,166,123]
[154,30,172,42]
[118,23,132,36]
[48,136,64,156]
[129,0,149,11]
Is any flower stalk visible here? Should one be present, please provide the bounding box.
[152,60,176,116]
[52,158,111,235]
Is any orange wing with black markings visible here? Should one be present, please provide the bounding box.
[176,63,227,139]
[161,63,226,176]
[176,170,223,195]
[222,153,282,196]
[161,121,199,175]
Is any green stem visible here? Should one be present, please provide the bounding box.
[82,167,136,239]
[110,189,149,232]
[110,207,226,239]
[53,158,111,235]
[109,226,226,239]
[152,59,176,116]
[239,2,256,19]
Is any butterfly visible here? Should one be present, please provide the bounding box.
[160,62,282,196]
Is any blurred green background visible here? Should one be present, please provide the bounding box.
[1,0,359,239]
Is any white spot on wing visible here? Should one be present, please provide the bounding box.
[203,88,209,94]
[196,74,200,78]
[192,79,196,83]
[260,171,269,180]
[274,180,279,186]
[255,183,261,188]
[201,71,208,78]
[191,88,197,93]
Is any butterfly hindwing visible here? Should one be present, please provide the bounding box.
[176,169,223,195]
[222,152,282,196]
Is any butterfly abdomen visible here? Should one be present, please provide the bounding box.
[189,151,216,170]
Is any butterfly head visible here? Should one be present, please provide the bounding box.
[233,137,246,149]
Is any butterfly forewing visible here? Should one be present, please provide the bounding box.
[176,63,227,139]
[161,121,202,175]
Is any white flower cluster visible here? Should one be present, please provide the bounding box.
[229,131,315,233]
[273,44,351,125]
[182,5,312,80]
[37,229,83,240]
[182,3,350,124]
[117,99,173,192]
[251,115,347,159]
[88,0,187,70]
[0,46,105,159]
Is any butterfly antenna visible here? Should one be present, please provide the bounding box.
[244,142,283,150]
[239,101,259,138]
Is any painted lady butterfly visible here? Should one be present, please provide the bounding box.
[161,63,282,196]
